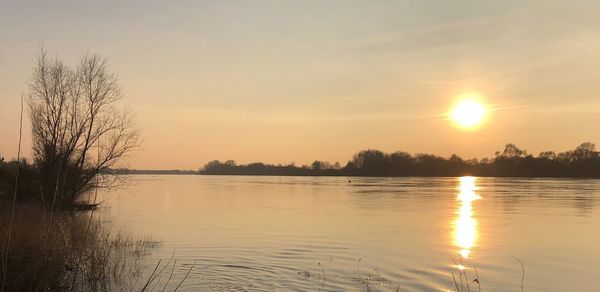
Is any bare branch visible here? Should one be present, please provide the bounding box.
[28,49,139,208]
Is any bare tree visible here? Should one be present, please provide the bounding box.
[28,48,139,208]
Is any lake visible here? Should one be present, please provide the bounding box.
[98,175,600,291]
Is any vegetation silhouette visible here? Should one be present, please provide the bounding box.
[200,142,600,178]
[0,49,152,291]
[27,48,139,209]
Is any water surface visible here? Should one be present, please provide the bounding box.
[100,176,600,291]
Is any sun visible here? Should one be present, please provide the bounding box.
[451,99,486,129]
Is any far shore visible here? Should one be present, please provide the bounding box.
[121,171,600,179]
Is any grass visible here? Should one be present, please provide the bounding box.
[449,256,525,292]
[450,257,481,292]
[0,205,196,291]
[294,256,525,291]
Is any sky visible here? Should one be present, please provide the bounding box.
[2,0,600,169]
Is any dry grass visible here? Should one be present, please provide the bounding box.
[0,205,160,291]
[449,256,525,292]
[449,257,481,292]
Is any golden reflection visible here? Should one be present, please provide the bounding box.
[453,176,480,259]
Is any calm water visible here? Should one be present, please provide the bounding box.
[99,175,600,291]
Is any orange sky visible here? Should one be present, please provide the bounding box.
[2,1,600,169]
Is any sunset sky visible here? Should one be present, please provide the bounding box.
[2,0,600,169]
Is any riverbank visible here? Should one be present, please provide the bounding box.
[0,205,159,291]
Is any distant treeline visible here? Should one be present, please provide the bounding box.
[114,168,198,175]
[199,142,600,178]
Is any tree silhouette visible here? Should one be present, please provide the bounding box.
[27,48,139,208]
[200,142,600,178]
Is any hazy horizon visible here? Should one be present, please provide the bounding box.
[2,0,600,169]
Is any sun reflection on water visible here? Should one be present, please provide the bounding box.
[453,176,481,259]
